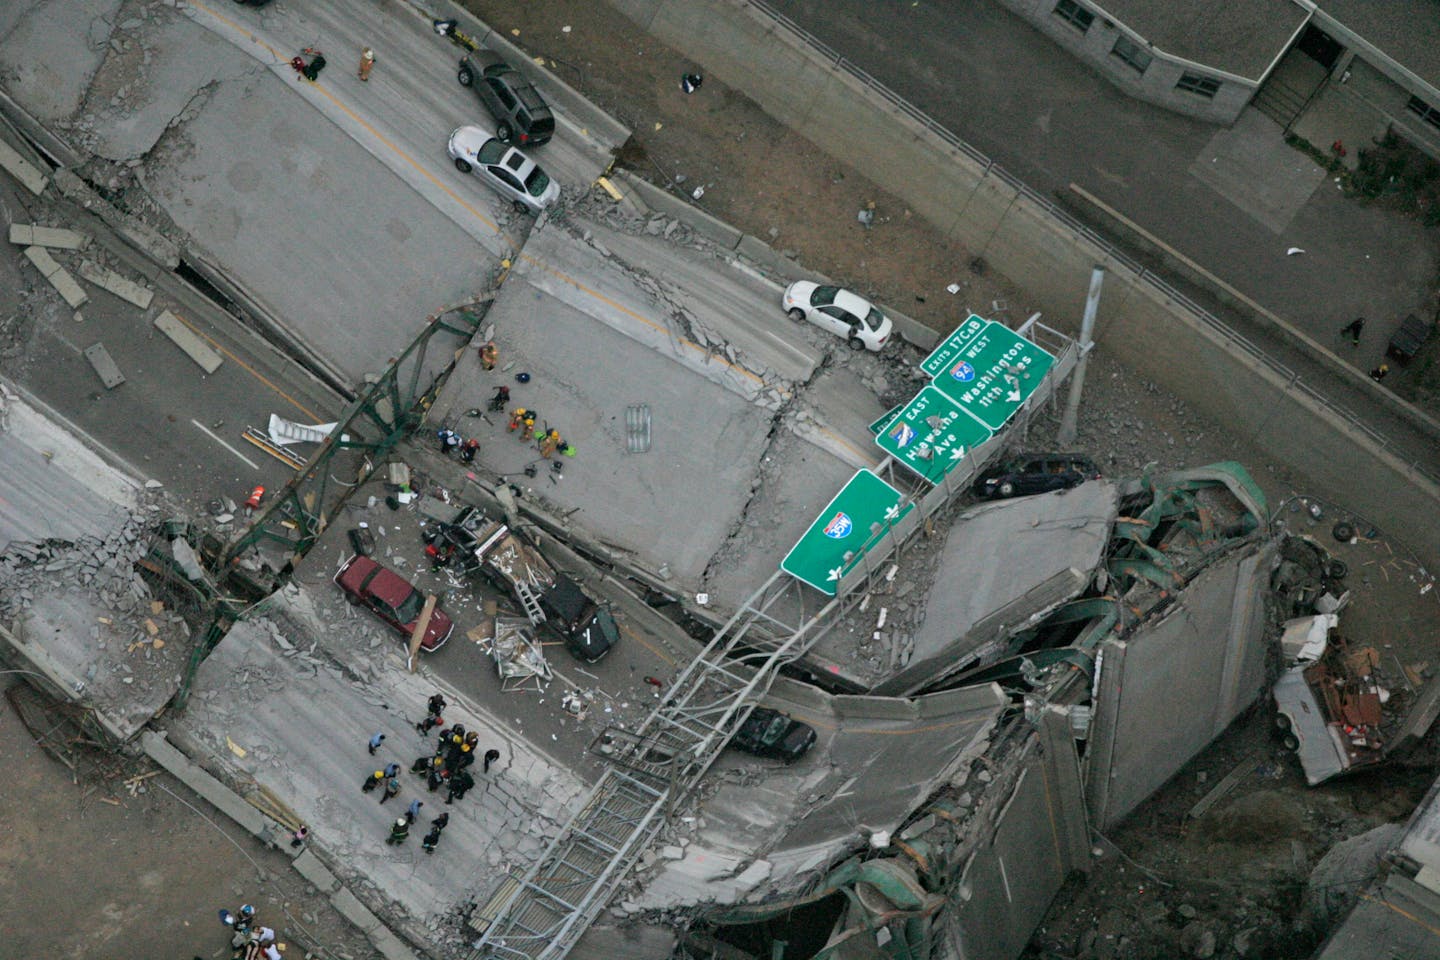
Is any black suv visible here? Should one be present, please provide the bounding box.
[729,708,817,763]
[457,50,555,147]
[972,453,1101,499]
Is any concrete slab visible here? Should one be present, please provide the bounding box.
[0,137,48,196]
[78,259,154,308]
[634,678,1007,904]
[9,224,88,250]
[23,245,88,308]
[433,247,776,589]
[153,310,223,375]
[170,592,590,934]
[0,0,122,120]
[871,481,1119,694]
[140,65,494,382]
[141,731,269,835]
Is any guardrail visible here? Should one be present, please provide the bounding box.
[747,0,1438,485]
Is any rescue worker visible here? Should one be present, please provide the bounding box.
[479,340,498,371]
[386,817,409,845]
[357,47,376,82]
[459,438,479,463]
[361,770,385,793]
[538,429,562,459]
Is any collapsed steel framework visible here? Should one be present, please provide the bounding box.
[466,322,1078,960]
[173,306,485,709]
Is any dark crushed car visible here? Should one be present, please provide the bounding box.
[540,575,620,663]
[729,708,817,763]
[457,50,555,146]
[972,453,1101,500]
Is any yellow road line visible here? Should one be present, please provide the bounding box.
[166,309,323,422]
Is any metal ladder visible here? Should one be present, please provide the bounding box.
[513,580,547,626]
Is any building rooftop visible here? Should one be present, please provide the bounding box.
[1318,0,1440,92]
[1098,0,1307,80]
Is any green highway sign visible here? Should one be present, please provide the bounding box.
[922,316,1055,431]
[874,385,993,480]
[781,469,914,595]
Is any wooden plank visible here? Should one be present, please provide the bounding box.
[1186,751,1260,821]
[407,594,438,673]
[153,310,223,374]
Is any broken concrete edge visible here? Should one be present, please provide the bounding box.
[0,622,134,744]
[612,170,941,352]
[406,0,631,151]
[0,377,153,494]
[0,86,84,171]
[0,128,49,196]
[144,727,421,960]
[78,259,156,309]
[175,247,356,400]
[49,168,182,271]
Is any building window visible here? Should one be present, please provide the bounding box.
[1407,96,1440,132]
[1176,73,1221,98]
[1111,36,1152,74]
[1053,0,1094,33]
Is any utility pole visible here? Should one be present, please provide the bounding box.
[1057,266,1105,447]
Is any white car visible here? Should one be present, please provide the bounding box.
[447,125,559,214]
[781,281,893,351]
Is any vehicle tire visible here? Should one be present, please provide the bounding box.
[496,122,513,142]
[1332,521,1355,542]
[513,200,531,215]
[457,66,474,87]
[1282,733,1300,752]
[787,307,806,322]
[453,158,472,173]
[847,336,867,351]
[1327,559,1349,580]
[345,593,361,606]
[998,481,1016,497]
[1275,714,1292,732]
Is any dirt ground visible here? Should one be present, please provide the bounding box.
[0,680,380,960]
[462,0,1025,337]
[460,3,1440,958]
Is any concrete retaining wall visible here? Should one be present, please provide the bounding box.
[603,0,1440,565]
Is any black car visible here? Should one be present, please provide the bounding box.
[972,453,1101,499]
[540,575,620,663]
[457,50,556,146]
[729,708,816,763]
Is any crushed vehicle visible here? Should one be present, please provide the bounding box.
[334,554,454,651]
[971,452,1101,499]
[425,505,618,662]
[1269,532,1440,785]
[728,707,817,763]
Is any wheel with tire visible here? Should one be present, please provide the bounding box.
[345,592,362,606]
[1327,559,1349,580]
[496,121,513,142]
[787,307,806,322]
[1282,733,1300,752]
[453,158,472,173]
[998,481,1016,497]
[513,200,531,215]
[457,65,474,87]
[1332,521,1355,543]
[847,336,866,351]
[1275,714,1292,732]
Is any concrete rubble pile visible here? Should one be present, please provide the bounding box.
[0,496,188,737]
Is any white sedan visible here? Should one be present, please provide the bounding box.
[447,125,559,214]
[781,281,893,352]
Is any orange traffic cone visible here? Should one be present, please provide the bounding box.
[244,485,265,515]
